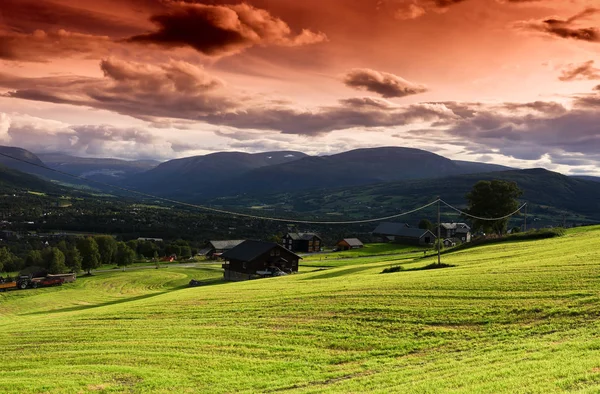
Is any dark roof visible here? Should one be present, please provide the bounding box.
[286,232,321,241]
[373,223,435,239]
[197,247,212,256]
[209,240,245,250]
[339,238,364,247]
[222,240,302,262]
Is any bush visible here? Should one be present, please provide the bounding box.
[381,265,404,274]
[420,262,455,270]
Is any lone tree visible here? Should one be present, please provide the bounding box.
[466,180,523,236]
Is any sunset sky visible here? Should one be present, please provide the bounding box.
[1,0,600,174]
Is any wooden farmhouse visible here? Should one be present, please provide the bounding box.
[372,223,436,246]
[282,232,322,253]
[437,223,472,243]
[336,238,364,251]
[221,240,302,281]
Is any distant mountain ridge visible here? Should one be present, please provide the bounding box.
[0,146,53,179]
[196,147,516,200]
[37,153,160,184]
[123,150,308,198]
[0,164,63,193]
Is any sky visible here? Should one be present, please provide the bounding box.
[1,0,600,175]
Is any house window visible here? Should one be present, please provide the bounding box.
[270,250,275,256]
[275,249,280,256]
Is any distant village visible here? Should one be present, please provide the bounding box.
[199,221,473,281]
[0,217,474,281]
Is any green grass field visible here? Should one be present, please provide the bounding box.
[301,243,427,267]
[2,227,600,393]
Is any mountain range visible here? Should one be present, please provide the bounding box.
[119,147,515,200]
[0,145,599,225]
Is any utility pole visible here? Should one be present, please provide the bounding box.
[437,197,441,266]
[524,203,528,232]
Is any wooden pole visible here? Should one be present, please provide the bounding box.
[437,198,441,265]
[524,203,528,232]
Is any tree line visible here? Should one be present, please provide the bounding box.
[0,236,195,275]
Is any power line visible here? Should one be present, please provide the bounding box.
[441,200,527,221]
[0,151,439,225]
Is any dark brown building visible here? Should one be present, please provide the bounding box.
[336,238,364,251]
[221,240,302,281]
[282,232,322,253]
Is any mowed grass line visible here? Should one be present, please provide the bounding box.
[1,228,600,392]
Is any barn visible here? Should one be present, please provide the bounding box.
[282,232,322,253]
[336,238,364,251]
[221,240,302,281]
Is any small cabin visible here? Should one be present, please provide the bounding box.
[282,233,322,253]
[336,238,364,251]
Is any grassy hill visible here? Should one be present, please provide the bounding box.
[213,168,600,226]
[2,227,600,392]
[0,164,64,194]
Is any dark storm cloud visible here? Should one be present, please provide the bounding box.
[343,69,428,99]
[127,2,327,56]
[559,61,600,81]
[516,8,600,43]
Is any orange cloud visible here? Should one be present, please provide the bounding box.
[0,29,112,62]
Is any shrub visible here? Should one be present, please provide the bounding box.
[381,265,404,274]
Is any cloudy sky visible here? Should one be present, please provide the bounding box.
[1,0,600,174]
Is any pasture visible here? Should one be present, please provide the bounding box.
[1,227,600,393]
